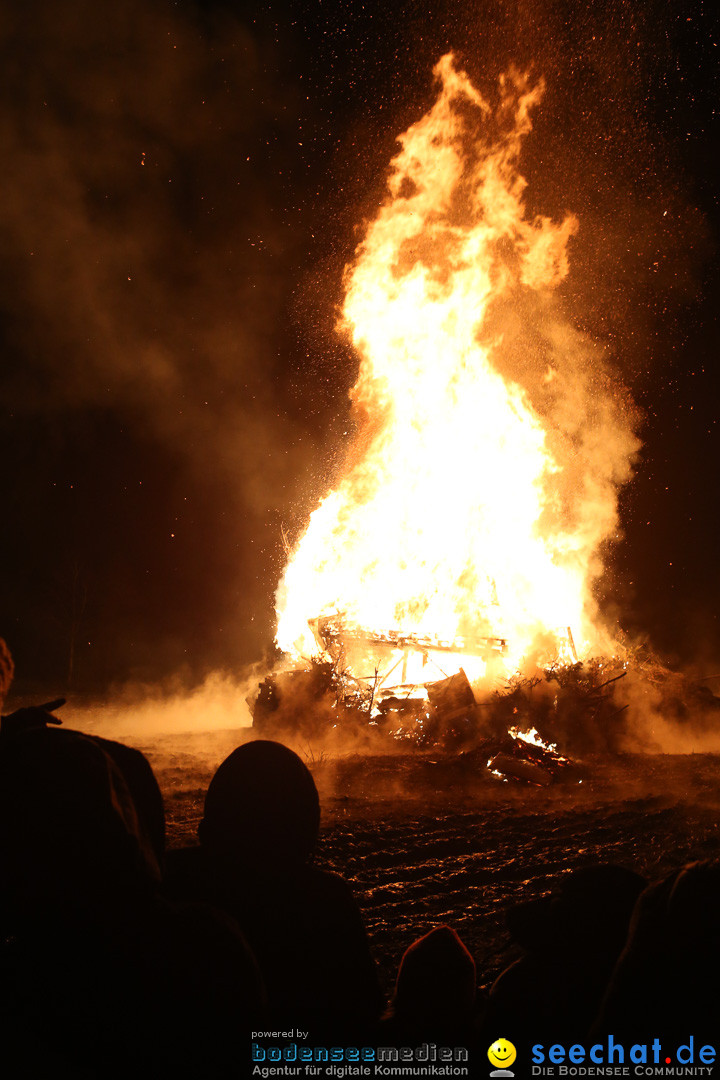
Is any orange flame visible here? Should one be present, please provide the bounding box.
[509,725,558,753]
[277,56,637,681]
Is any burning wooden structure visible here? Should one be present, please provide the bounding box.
[311,614,509,685]
[262,57,643,783]
[250,617,626,783]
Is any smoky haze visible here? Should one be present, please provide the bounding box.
[1,0,718,713]
[0,0,334,696]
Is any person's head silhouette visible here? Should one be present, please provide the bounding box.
[198,739,320,867]
[393,925,476,1029]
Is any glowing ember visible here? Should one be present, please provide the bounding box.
[276,55,638,685]
[487,760,509,783]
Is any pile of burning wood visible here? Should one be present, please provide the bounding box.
[249,652,633,786]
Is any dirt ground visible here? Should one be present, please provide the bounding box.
[134,728,720,996]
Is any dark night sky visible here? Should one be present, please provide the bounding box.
[1,0,718,699]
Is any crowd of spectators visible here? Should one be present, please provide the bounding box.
[1,637,718,1072]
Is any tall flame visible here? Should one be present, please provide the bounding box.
[277,56,637,676]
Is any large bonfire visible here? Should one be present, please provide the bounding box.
[263,56,642,756]
[277,56,637,678]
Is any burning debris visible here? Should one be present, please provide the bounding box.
[310,615,509,686]
[249,648,635,784]
[250,657,478,749]
[249,635,720,781]
[486,727,576,787]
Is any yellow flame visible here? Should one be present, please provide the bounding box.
[276,55,636,680]
[509,725,558,753]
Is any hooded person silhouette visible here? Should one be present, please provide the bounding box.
[382,925,477,1043]
[594,858,720,1040]
[485,863,647,1041]
[167,739,383,1034]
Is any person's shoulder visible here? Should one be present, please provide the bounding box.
[138,895,266,1040]
[164,845,211,899]
[166,844,205,864]
[301,865,362,907]
[149,891,262,983]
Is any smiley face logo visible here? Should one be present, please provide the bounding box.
[487,1038,517,1073]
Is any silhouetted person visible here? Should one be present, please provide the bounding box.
[594,859,720,1040]
[0,695,165,868]
[0,725,263,1075]
[381,925,478,1043]
[81,731,166,867]
[166,739,383,1034]
[485,864,646,1041]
